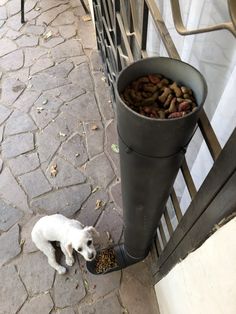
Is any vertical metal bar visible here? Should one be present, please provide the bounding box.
[170,190,183,222]
[181,158,197,199]
[164,209,174,235]
[159,222,167,247]
[141,0,149,52]
[21,0,25,23]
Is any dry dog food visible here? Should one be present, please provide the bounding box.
[121,74,197,119]
[95,248,118,274]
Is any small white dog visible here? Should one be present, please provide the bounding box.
[31,214,99,274]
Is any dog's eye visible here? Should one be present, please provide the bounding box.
[77,247,82,252]
[87,240,92,246]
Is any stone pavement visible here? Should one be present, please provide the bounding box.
[0,0,159,313]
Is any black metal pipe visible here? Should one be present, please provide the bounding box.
[87,57,207,274]
[21,0,25,23]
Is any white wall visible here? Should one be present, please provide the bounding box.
[155,217,236,314]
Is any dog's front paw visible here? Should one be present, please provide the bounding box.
[66,257,74,267]
[57,266,66,275]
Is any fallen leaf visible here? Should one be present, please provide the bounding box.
[82,15,92,22]
[20,239,25,247]
[36,107,44,113]
[75,153,80,157]
[111,144,119,154]
[83,279,89,289]
[101,76,106,82]
[59,132,66,137]
[92,186,99,193]
[42,99,48,105]
[106,231,111,240]
[95,199,103,210]
[91,124,98,131]
[43,30,53,40]
[50,164,58,177]
[35,6,41,11]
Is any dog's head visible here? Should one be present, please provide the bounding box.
[67,226,99,261]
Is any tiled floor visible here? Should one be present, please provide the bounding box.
[0,0,159,313]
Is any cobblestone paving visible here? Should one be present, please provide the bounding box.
[0,0,159,313]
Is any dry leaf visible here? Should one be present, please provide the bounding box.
[95,199,102,210]
[75,153,80,157]
[106,231,111,240]
[36,107,44,113]
[83,279,89,289]
[43,31,53,40]
[35,6,41,11]
[111,144,119,154]
[50,164,58,177]
[91,124,98,131]
[92,186,99,193]
[42,99,48,105]
[82,15,92,22]
[59,132,66,137]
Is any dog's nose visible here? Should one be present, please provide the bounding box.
[89,253,94,260]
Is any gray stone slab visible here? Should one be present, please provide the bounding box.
[76,188,108,226]
[8,152,40,176]
[5,109,37,136]
[69,55,87,66]
[0,6,7,19]
[77,16,96,50]
[0,38,17,57]
[30,57,54,75]
[0,77,26,106]
[31,184,91,216]
[51,11,75,26]
[84,121,104,158]
[0,265,27,314]
[52,259,86,308]
[37,4,70,25]
[85,153,115,189]
[55,308,75,314]
[36,129,61,166]
[0,104,12,125]
[58,83,85,102]
[6,0,21,16]
[0,224,21,266]
[61,92,101,121]
[120,261,160,314]
[2,133,34,159]
[95,204,123,248]
[0,168,30,212]
[110,181,123,213]
[20,214,43,253]
[0,199,24,232]
[105,119,120,177]
[7,67,30,83]
[16,34,39,47]
[59,133,88,168]
[6,13,23,31]
[24,24,45,35]
[13,89,41,112]
[80,293,122,314]
[59,25,76,39]
[31,72,68,92]
[19,293,54,314]
[19,168,52,198]
[6,29,22,39]
[40,0,69,12]
[0,49,24,71]
[69,63,93,91]
[90,50,103,72]
[51,39,83,59]
[93,71,114,120]
[46,156,86,188]
[41,36,65,48]
[24,47,48,67]
[79,258,121,300]
[19,251,55,295]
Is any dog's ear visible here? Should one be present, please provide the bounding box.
[65,243,73,257]
[84,226,100,238]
